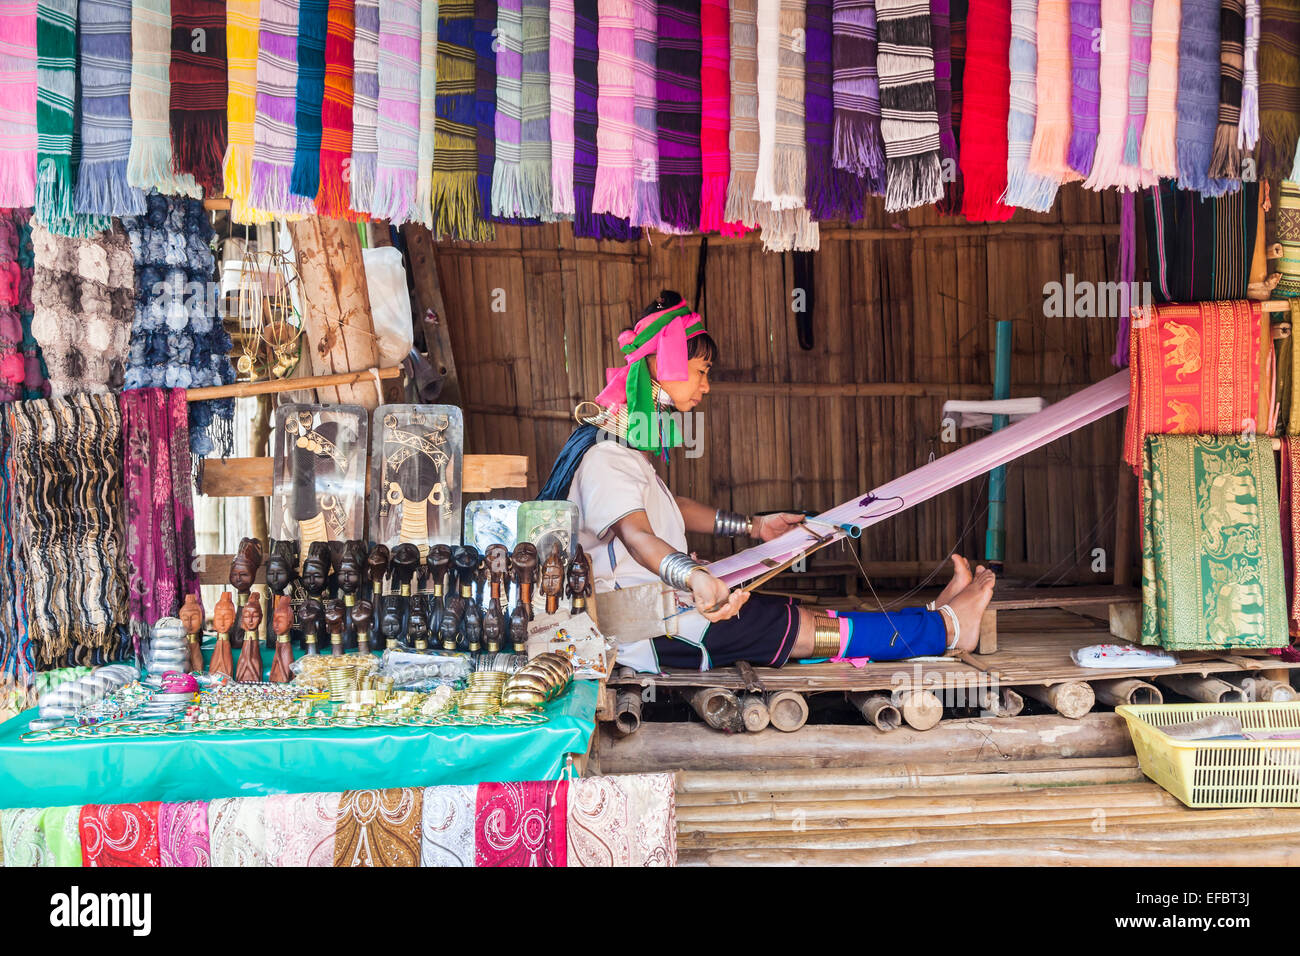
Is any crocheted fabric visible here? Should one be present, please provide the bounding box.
[120,192,234,458]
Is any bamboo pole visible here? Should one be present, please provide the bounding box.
[1155,674,1247,704]
[185,365,402,402]
[765,691,810,733]
[1241,676,1297,703]
[1092,678,1163,707]
[613,689,642,736]
[740,694,771,733]
[1020,681,1095,719]
[676,805,1183,834]
[980,687,1024,718]
[846,692,901,732]
[897,689,943,730]
[689,688,743,733]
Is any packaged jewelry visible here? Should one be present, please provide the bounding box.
[370,405,464,552]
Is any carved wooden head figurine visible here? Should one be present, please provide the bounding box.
[336,541,364,594]
[272,595,293,636]
[300,598,324,641]
[380,596,405,643]
[301,553,329,596]
[485,543,509,580]
[428,544,452,592]
[213,592,236,636]
[483,601,504,652]
[452,546,481,593]
[264,549,294,595]
[541,542,565,613]
[568,545,591,599]
[511,543,538,586]
[241,591,263,633]
[229,537,263,593]
[391,543,421,594]
[351,599,374,636]
[179,593,204,634]
[324,602,346,637]
[367,543,390,593]
[407,596,428,644]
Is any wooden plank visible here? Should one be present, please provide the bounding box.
[400,223,462,406]
[186,365,402,401]
[199,454,529,497]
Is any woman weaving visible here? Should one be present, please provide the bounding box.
[538,291,996,672]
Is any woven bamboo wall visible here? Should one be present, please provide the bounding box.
[433,185,1132,588]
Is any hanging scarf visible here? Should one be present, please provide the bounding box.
[0,3,37,208]
[831,0,886,192]
[371,0,422,221]
[433,0,490,238]
[593,303,708,455]
[1209,0,1246,178]
[1258,0,1299,180]
[290,0,328,202]
[1278,175,1300,297]
[419,785,476,867]
[414,0,438,227]
[169,0,227,195]
[1004,0,1060,209]
[1027,0,1074,182]
[207,797,269,867]
[1124,0,1154,166]
[931,0,957,194]
[474,780,568,867]
[223,0,265,223]
[159,801,211,867]
[655,0,702,231]
[250,0,314,214]
[942,0,966,210]
[1177,0,1235,194]
[1124,298,1268,470]
[724,0,761,227]
[317,0,359,219]
[959,0,1013,220]
[574,0,637,238]
[119,388,200,641]
[81,803,163,867]
[1240,0,1260,149]
[264,791,340,866]
[567,773,676,867]
[474,0,501,222]
[875,0,944,212]
[1141,0,1181,175]
[1143,180,1259,302]
[1084,0,1147,190]
[76,0,143,219]
[128,0,200,197]
[350,0,379,214]
[700,0,733,231]
[1,806,82,866]
[0,212,31,401]
[548,0,576,216]
[1141,434,1286,652]
[519,0,552,219]
[807,0,865,221]
[334,789,423,867]
[1112,193,1137,366]
[36,0,91,234]
[493,0,526,218]
[1067,0,1101,177]
[591,0,635,220]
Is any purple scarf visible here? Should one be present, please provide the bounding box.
[119,388,199,640]
[931,0,958,189]
[574,0,638,238]
[806,0,865,219]
[831,0,886,192]
[1068,0,1101,176]
[656,0,702,231]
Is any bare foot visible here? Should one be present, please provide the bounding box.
[942,566,996,653]
[934,554,973,607]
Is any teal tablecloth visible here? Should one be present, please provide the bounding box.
[0,681,597,808]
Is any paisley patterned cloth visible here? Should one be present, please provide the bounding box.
[1141,435,1287,650]
[334,788,422,867]
[567,773,675,867]
[1123,300,1269,471]
[419,784,476,867]
[2,806,82,866]
[79,802,161,867]
[208,796,269,866]
[474,779,568,867]
[158,800,210,867]
[265,791,339,866]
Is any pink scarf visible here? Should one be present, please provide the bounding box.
[592,0,635,219]
[1084,0,1150,190]
[1028,0,1077,182]
[594,303,707,411]
[1140,0,1180,177]
[548,0,576,216]
[0,2,37,207]
[700,0,736,233]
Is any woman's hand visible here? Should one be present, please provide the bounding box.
[688,569,750,622]
[752,512,806,542]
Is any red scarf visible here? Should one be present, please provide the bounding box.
[169,0,228,195]
[474,780,568,867]
[317,0,362,219]
[958,0,1014,221]
[79,803,163,867]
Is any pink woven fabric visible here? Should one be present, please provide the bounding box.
[0,2,37,207]
[593,0,635,218]
[548,0,576,216]
[700,0,738,233]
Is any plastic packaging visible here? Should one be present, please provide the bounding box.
[370,405,464,550]
[38,664,140,719]
[378,648,474,690]
[516,501,579,560]
[271,404,369,546]
[362,247,415,369]
[464,499,521,550]
[142,617,189,676]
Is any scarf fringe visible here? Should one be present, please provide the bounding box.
[432,169,495,241]
[1028,124,1072,182]
[518,158,553,220]
[34,157,73,227]
[833,116,886,180]
[350,152,376,214]
[1209,123,1243,180]
[316,150,363,220]
[771,146,805,211]
[291,147,323,203]
[657,176,700,232]
[551,158,575,216]
[632,176,662,229]
[1002,164,1059,212]
[723,169,760,227]
[1239,88,1259,151]
[128,141,202,198]
[1140,111,1179,178]
[372,168,419,223]
[249,161,314,215]
[1291,135,1300,180]
[1263,117,1300,183]
[493,160,528,220]
[171,110,227,195]
[962,166,1017,221]
[0,157,36,209]
[221,143,254,208]
[884,152,944,213]
[757,205,819,252]
[1084,139,1142,193]
[73,159,146,217]
[699,172,728,231]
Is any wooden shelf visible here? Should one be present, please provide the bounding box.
[199,453,529,498]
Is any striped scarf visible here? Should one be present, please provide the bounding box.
[724,0,760,227]
[807,0,865,220]
[519,0,552,219]
[1240,0,1259,149]
[76,0,144,218]
[593,0,635,220]
[1258,0,1299,180]
[548,0,575,216]
[755,0,817,250]
[1067,0,1101,177]
[1124,0,1154,166]
[1143,180,1258,301]
[373,0,422,221]
[291,0,328,201]
[876,0,944,212]
[1277,176,1300,297]
[223,0,265,223]
[169,0,227,196]
[35,0,80,230]
[1004,0,1058,210]
[474,0,498,221]
[959,0,1013,219]
[699,0,732,231]
[942,0,965,210]
[493,0,526,217]
[251,0,313,214]
[656,0,702,232]
[415,0,438,226]
[1177,0,1234,194]
[128,0,200,197]
[931,0,956,194]
[350,0,379,213]
[1209,0,1246,178]
[433,0,491,239]
[1084,0,1147,190]
[1028,0,1075,182]
[0,3,37,208]
[317,0,359,220]
[832,0,887,192]
[574,0,637,237]
[1141,0,1181,176]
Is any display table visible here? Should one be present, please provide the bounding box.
[0,681,597,808]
